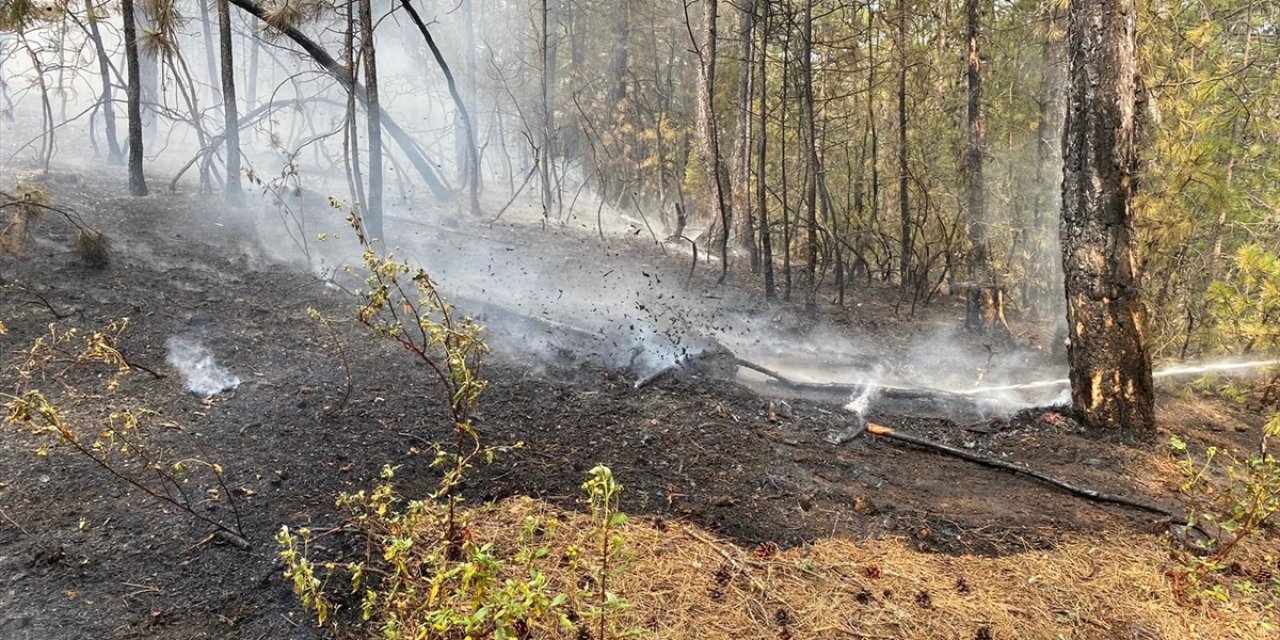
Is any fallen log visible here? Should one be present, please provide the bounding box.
[863,422,1177,518]
[733,356,984,405]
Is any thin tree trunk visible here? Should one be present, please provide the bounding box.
[198,0,222,108]
[539,0,554,220]
[463,0,479,194]
[217,0,241,203]
[731,0,758,268]
[867,0,880,281]
[228,0,450,199]
[896,0,910,285]
[781,30,791,301]
[757,0,774,300]
[399,0,481,217]
[1060,0,1154,438]
[693,0,731,283]
[344,0,366,211]
[358,0,383,240]
[801,0,818,313]
[1032,20,1064,317]
[122,0,148,196]
[85,0,122,165]
[964,0,987,280]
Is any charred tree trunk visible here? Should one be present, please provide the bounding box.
[228,0,450,200]
[122,0,148,196]
[358,0,383,241]
[399,0,481,217]
[866,0,880,281]
[731,0,758,269]
[539,0,554,220]
[800,0,819,313]
[757,0,774,300]
[198,0,222,108]
[607,0,631,107]
[964,0,987,280]
[216,0,242,204]
[693,0,731,284]
[780,33,791,301]
[85,0,122,165]
[463,0,479,194]
[1060,0,1154,438]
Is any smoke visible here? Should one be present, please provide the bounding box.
[165,336,241,396]
[0,2,1087,421]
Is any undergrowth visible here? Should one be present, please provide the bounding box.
[1169,412,1280,600]
[278,207,632,638]
[1,318,246,546]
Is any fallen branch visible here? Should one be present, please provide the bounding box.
[733,356,971,404]
[863,421,1178,519]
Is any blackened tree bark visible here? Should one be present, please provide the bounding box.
[122,0,148,196]
[227,0,450,199]
[216,0,242,204]
[539,0,555,220]
[757,0,774,300]
[800,0,818,313]
[358,0,383,241]
[198,0,222,108]
[730,0,757,268]
[1060,0,1154,438]
[692,0,731,283]
[399,0,481,217]
[964,0,987,279]
[84,0,121,165]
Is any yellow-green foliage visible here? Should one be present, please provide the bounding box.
[1207,244,1280,353]
[1170,419,1280,600]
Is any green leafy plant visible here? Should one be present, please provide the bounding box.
[338,201,492,545]
[579,465,631,640]
[278,213,637,637]
[1,319,246,547]
[1169,420,1280,597]
[279,465,572,638]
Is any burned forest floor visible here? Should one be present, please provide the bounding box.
[1,165,1278,639]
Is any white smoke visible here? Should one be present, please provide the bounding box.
[165,336,241,396]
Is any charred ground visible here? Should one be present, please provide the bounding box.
[0,168,1267,639]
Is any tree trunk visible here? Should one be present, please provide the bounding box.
[757,0,774,300]
[801,0,818,313]
[964,0,987,280]
[896,0,910,285]
[228,0,450,200]
[358,0,383,241]
[1032,15,1065,317]
[216,0,242,204]
[607,0,631,107]
[399,0,481,217]
[780,31,791,301]
[198,0,222,109]
[463,0,479,195]
[1060,0,1154,438]
[693,0,731,283]
[85,0,122,165]
[539,0,555,220]
[122,0,148,196]
[730,0,757,268]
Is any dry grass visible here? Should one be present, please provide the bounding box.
[455,497,1277,640]
[0,185,46,258]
